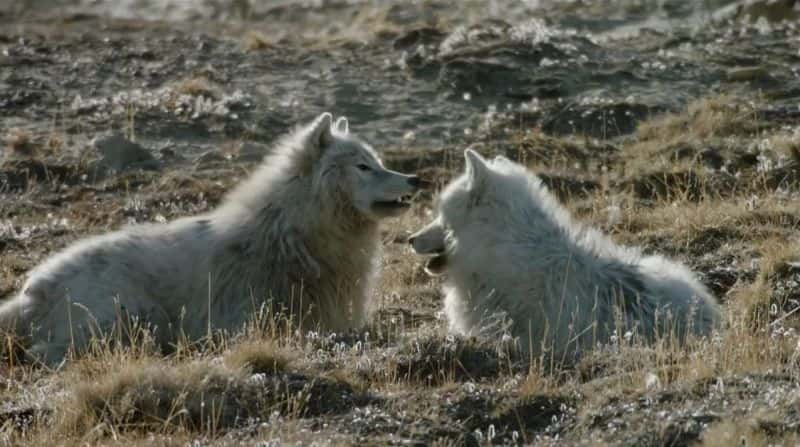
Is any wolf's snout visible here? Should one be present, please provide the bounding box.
[408,225,445,255]
[409,225,448,275]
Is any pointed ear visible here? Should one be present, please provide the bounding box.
[294,113,334,174]
[464,149,490,189]
[493,154,511,164]
[307,112,334,150]
[334,117,349,134]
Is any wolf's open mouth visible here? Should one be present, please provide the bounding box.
[372,195,412,214]
[424,254,447,275]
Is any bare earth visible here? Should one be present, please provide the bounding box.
[2,1,800,445]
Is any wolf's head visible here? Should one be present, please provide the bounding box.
[292,113,421,221]
[409,149,534,275]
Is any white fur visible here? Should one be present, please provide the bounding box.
[411,150,720,359]
[0,113,420,364]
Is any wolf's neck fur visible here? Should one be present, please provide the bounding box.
[217,153,378,265]
[203,152,380,332]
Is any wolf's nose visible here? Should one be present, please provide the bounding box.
[408,235,417,246]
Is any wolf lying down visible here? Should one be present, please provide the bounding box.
[0,113,421,364]
[410,149,720,359]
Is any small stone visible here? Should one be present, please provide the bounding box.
[159,146,183,161]
[726,66,771,82]
[699,147,725,170]
[736,0,800,23]
[92,133,158,172]
[784,261,800,273]
[194,150,226,167]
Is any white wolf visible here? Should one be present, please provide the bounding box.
[410,150,720,359]
[0,113,421,364]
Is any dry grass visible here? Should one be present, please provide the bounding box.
[636,95,758,143]
[699,419,799,446]
[3,94,800,445]
[753,238,800,284]
[48,339,358,441]
[622,95,772,175]
[172,76,219,99]
[64,359,251,436]
[2,121,71,161]
[223,340,293,374]
[3,127,37,158]
[242,31,274,51]
[391,329,517,385]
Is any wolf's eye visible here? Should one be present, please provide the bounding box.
[357,163,371,171]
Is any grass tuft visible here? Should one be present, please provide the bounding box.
[224,340,292,375]
[172,77,219,99]
[242,31,274,51]
[4,127,37,158]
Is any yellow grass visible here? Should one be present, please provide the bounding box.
[3,94,800,445]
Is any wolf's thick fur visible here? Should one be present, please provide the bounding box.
[410,150,720,359]
[0,113,420,363]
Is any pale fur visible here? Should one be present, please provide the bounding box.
[0,113,419,364]
[411,150,721,359]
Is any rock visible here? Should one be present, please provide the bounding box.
[0,159,82,190]
[91,133,159,175]
[193,150,227,168]
[737,0,799,23]
[714,0,800,23]
[158,146,184,161]
[393,27,446,50]
[699,147,725,170]
[726,66,772,82]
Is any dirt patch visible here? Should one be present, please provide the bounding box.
[3,1,800,445]
[393,332,519,385]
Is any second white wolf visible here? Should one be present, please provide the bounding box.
[410,150,720,359]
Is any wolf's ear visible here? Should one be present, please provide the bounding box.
[464,149,490,190]
[493,154,511,164]
[334,117,349,134]
[307,112,335,151]
[294,113,334,174]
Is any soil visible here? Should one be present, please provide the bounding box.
[3,0,800,445]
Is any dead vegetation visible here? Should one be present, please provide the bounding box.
[242,31,275,52]
[3,126,67,161]
[3,127,37,158]
[2,93,800,445]
[172,77,220,100]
